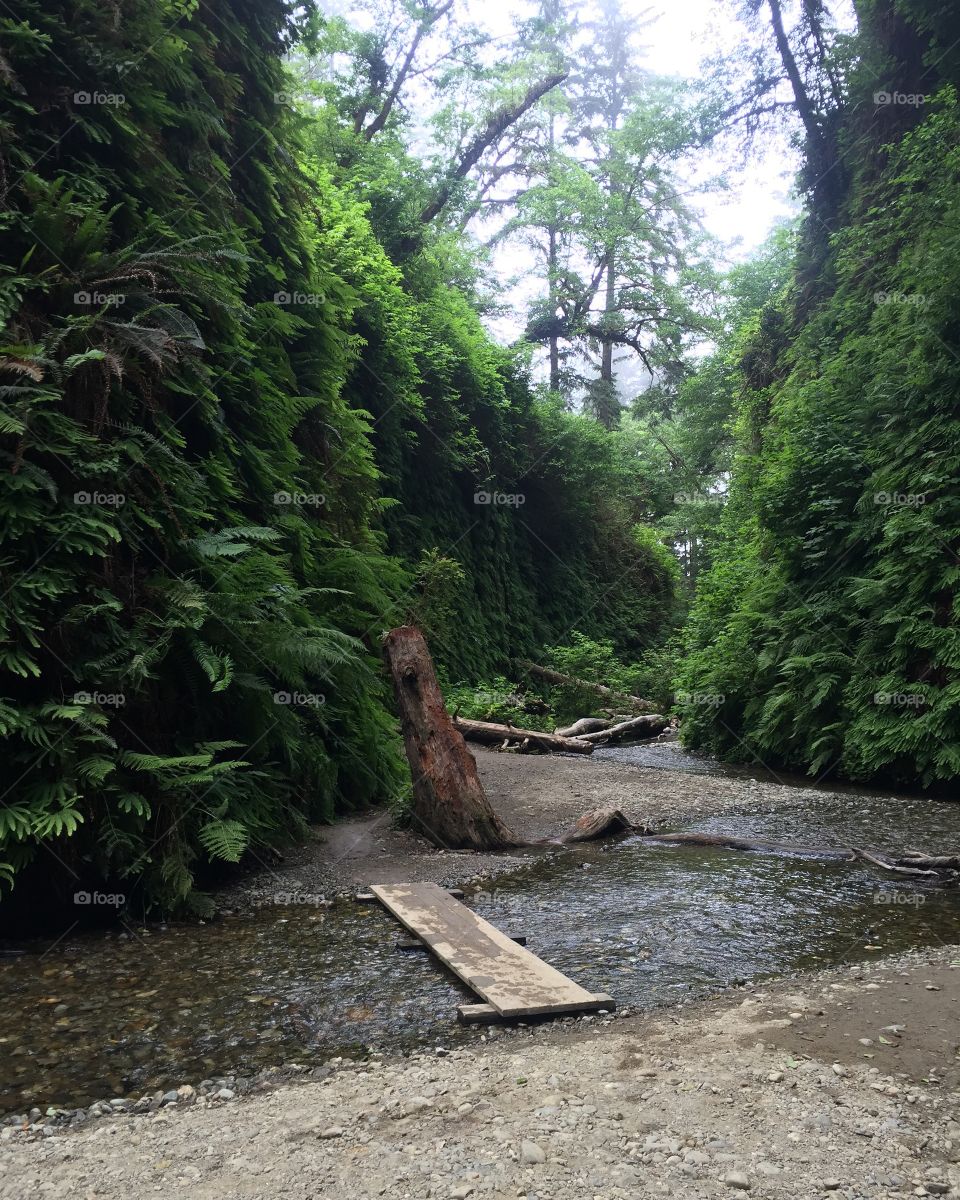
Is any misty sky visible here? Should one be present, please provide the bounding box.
[468,0,800,258]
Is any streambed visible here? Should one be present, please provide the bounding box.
[1,746,957,1117]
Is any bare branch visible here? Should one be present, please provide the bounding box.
[419,71,568,224]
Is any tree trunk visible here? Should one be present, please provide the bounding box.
[383,626,517,849]
[547,110,561,393]
[600,252,616,385]
[548,221,560,393]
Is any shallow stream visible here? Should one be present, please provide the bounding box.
[1,744,957,1115]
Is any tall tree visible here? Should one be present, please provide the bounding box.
[505,1,715,425]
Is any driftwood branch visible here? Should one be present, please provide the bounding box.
[853,848,942,878]
[578,714,668,744]
[641,829,958,882]
[453,715,594,755]
[548,810,959,884]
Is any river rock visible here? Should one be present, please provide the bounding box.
[521,1140,546,1165]
[724,1171,751,1190]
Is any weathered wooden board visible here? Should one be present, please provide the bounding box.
[370,882,613,1020]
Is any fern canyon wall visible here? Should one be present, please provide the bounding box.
[0,0,676,920]
[677,1,960,788]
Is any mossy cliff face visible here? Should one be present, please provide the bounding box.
[678,3,960,787]
[0,0,676,914]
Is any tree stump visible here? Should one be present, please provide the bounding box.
[559,807,639,842]
[383,626,517,850]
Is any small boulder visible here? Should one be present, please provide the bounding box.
[520,1140,546,1165]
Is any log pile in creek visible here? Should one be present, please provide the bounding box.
[451,716,595,754]
[577,714,668,744]
[449,712,670,755]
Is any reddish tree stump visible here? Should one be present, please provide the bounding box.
[383,626,517,850]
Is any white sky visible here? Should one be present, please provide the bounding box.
[642,0,798,253]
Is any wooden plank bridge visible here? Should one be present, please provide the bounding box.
[369,882,614,1024]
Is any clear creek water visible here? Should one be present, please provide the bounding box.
[1,744,957,1115]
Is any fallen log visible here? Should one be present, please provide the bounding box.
[578,714,668,745]
[453,715,594,755]
[518,661,658,713]
[641,830,856,860]
[554,717,612,738]
[383,626,518,850]
[640,831,957,881]
[897,853,960,869]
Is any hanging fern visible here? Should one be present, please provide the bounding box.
[197,819,249,864]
